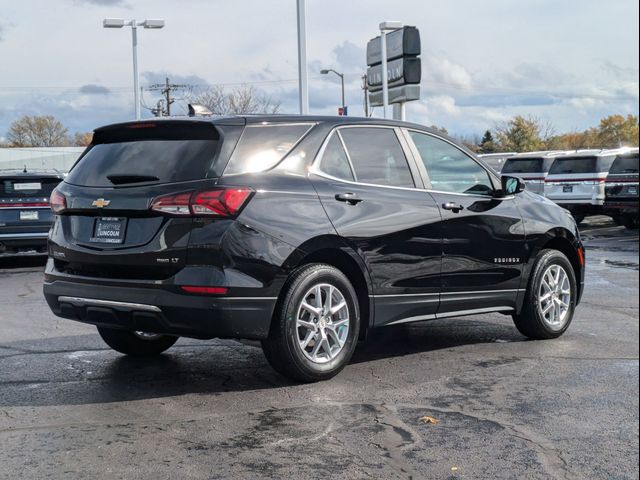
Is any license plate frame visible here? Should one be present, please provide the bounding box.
[90,217,127,244]
[19,210,39,221]
[563,185,573,193]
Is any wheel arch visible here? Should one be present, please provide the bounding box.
[282,236,374,340]
[528,228,584,303]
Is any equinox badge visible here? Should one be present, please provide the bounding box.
[92,198,111,208]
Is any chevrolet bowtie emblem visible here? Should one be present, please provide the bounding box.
[92,198,110,208]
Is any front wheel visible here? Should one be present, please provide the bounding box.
[262,263,360,382]
[513,249,577,339]
[97,327,178,356]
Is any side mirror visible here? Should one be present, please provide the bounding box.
[501,175,526,196]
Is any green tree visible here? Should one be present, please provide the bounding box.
[7,115,70,147]
[478,130,496,153]
[597,114,639,148]
[495,116,553,152]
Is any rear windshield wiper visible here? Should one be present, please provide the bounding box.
[106,174,159,185]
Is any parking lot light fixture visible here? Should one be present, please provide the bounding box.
[102,18,165,120]
[320,68,345,112]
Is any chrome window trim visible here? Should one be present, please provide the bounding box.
[311,124,515,199]
[312,124,418,189]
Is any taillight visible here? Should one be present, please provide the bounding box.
[191,188,253,217]
[150,187,253,218]
[150,192,192,215]
[50,189,67,214]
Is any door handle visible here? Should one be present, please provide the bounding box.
[442,202,464,213]
[335,193,363,205]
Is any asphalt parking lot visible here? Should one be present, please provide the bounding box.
[0,216,638,480]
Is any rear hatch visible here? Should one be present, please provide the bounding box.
[0,174,61,236]
[606,153,639,202]
[502,157,545,193]
[51,120,241,280]
[545,156,599,202]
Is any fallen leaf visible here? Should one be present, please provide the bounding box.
[419,415,439,425]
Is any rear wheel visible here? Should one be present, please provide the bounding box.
[262,263,360,382]
[97,327,178,356]
[623,215,639,230]
[513,249,577,339]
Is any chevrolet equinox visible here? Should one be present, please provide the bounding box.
[43,115,585,381]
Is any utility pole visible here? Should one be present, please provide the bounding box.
[147,77,189,116]
[362,73,370,117]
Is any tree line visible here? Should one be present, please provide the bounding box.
[2,107,638,153]
[474,114,639,154]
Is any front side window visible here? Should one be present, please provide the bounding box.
[409,131,494,196]
[339,127,414,188]
[224,123,313,175]
[319,133,354,181]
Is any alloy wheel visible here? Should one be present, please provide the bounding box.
[537,264,571,330]
[295,283,350,364]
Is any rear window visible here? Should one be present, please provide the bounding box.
[65,122,220,187]
[609,154,639,174]
[502,158,543,174]
[549,157,597,175]
[1,177,61,198]
[224,123,313,175]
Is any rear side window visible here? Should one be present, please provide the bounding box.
[609,154,639,174]
[319,133,354,181]
[502,158,544,174]
[224,123,313,175]
[549,157,597,174]
[409,131,494,196]
[1,178,61,198]
[66,122,220,187]
[339,127,414,188]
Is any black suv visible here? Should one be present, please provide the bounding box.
[1,168,64,257]
[44,116,585,381]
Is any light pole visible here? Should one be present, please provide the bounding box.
[379,21,403,119]
[103,18,165,120]
[296,0,309,115]
[320,69,345,113]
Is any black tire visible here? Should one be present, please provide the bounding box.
[572,214,585,225]
[623,215,639,230]
[97,326,178,356]
[513,249,577,340]
[261,263,360,382]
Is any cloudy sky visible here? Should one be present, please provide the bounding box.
[0,0,638,139]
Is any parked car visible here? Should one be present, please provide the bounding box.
[477,152,516,174]
[0,168,64,257]
[544,149,619,223]
[501,151,570,196]
[43,116,585,381]
[604,148,639,229]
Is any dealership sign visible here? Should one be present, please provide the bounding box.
[366,26,421,107]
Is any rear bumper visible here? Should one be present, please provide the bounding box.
[0,231,49,256]
[43,270,278,340]
[604,200,639,215]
